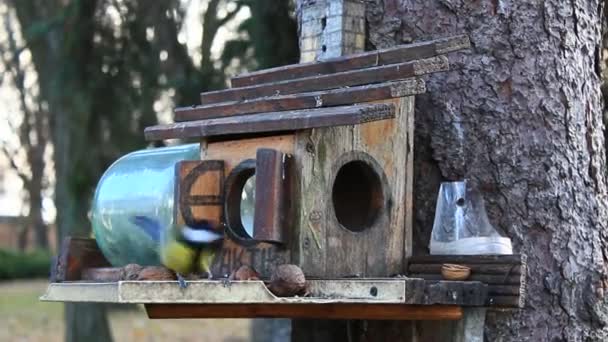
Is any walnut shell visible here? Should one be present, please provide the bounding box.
[441,263,471,281]
[268,264,306,297]
[123,264,144,280]
[136,266,177,281]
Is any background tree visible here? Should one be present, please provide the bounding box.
[4,0,298,341]
[0,7,50,251]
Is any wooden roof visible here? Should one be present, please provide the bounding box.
[144,35,470,141]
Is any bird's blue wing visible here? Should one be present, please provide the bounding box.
[130,215,162,242]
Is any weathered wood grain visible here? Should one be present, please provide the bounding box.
[408,263,522,275]
[145,103,395,141]
[253,148,293,244]
[486,295,523,307]
[404,279,487,306]
[408,255,524,264]
[145,303,464,320]
[294,97,413,278]
[204,135,295,278]
[174,160,224,230]
[81,265,177,282]
[52,237,111,282]
[175,79,425,121]
[200,56,447,104]
[408,273,522,285]
[407,255,525,308]
[81,267,124,282]
[231,35,469,87]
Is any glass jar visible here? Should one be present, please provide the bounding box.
[91,144,200,266]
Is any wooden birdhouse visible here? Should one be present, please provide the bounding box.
[43,6,526,328]
[143,35,470,280]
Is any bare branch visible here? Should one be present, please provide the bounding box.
[0,141,31,187]
[218,2,243,27]
[1,9,34,151]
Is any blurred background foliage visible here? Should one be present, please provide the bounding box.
[0,0,298,341]
[0,248,51,279]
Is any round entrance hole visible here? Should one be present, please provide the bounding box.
[332,160,384,232]
[224,159,257,243]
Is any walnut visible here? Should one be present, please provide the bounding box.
[268,264,306,297]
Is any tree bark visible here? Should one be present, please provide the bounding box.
[362,0,608,340]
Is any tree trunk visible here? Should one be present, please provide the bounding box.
[366,0,608,340]
[28,174,48,250]
[65,304,113,342]
[17,224,28,251]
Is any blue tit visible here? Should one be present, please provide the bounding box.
[130,215,223,288]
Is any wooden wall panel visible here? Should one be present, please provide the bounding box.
[294,97,414,277]
[203,134,295,278]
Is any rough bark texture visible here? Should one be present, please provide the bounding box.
[364,0,608,340]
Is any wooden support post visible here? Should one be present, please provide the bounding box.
[51,237,111,282]
[454,308,487,342]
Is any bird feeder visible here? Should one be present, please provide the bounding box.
[43,34,526,324]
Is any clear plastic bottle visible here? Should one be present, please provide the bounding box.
[430,180,512,255]
[91,144,200,266]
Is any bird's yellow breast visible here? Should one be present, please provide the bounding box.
[161,240,197,275]
[197,248,216,274]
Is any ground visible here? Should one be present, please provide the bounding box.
[0,279,251,342]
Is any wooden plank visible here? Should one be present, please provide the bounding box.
[145,304,463,320]
[174,160,224,229]
[408,273,522,285]
[175,79,425,122]
[145,103,395,141]
[485,285,521,296]
[252,148,293,244]
[41,282,120,302]
[355,97,413,277]
[44,279,412,304]
[231,35,469,87]
[403,96,415,264]
[486,295,522,307]
[407,255,525,308]
[51,237,111,282]
[43,278,491,307]
[408,255,523,265]
[205,135,295,278]
[200,56,448,105]
[454,308,487,342]
[404,279,487,306]
[82,267,124,282]
[293,97,412,278]
[81,266,177,282]
[408,263,522,275]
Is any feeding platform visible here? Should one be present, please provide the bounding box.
[42,278,476,320]
[43,34,526,321]
[42,238,525,320]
